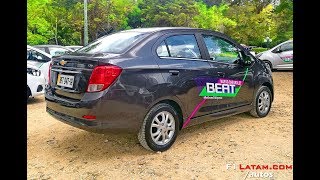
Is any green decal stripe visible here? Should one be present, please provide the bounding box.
[199,87,240,97]
[242,68,249,81]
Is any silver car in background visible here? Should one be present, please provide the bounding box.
[256,40,293,70]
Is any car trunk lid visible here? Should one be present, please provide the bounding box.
[50,53,119,100]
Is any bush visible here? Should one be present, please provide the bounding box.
[252,47,268,53]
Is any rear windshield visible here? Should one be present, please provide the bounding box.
[77,31,149,54]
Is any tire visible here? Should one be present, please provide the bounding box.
[250,86,272,118]
[27,86,31,101]
[138,103,180,152]
[263,60,272,71]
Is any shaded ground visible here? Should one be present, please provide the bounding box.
[27,71,293,179]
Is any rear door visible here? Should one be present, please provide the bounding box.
[275,41,293,69]
[154,33,216,118]
[198,33,254,112]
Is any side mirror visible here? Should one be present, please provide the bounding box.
[240,51,253,66]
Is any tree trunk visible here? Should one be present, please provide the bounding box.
[55,17,58,45]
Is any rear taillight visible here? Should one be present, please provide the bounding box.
[48,62,52,85]
[82,115,96,120]
[86,65,122,92]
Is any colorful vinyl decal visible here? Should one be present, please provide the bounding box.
[182,68,249,128]
[281,55,293,63]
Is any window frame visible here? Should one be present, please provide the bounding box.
[279,41,293,52]
[27,48,51,62]
[153,32,208,62]
[199,33,244,65]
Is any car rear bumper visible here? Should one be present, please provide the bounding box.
[45,90,145,133]
[46,106,103,132]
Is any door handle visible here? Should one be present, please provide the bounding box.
[169,70,179,75]
[217,72,225,77]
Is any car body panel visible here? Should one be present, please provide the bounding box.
[27,63,46,97]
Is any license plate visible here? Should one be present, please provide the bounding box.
[57,74,74,88]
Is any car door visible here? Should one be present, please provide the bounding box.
[154,33,217,119]
[198,33,254,112]
[274,41,293,69]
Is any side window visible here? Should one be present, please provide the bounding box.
[27,49,48,62]
[163,35,201,59]
[202,35,240,63]
[280,42,293,52]
[156,41,169,57]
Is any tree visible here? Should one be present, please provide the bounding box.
[224,2,276,46]
[193,2,236,33]
[140,0,199,27]
[273,0,293,45]
[27,0,55,45]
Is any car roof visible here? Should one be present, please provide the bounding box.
[33,44,75,52]
[120,27,216,34]
[27,45,52,58]
[273,39,293,49]
[33,44,69,48]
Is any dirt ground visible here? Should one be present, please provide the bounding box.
[27,71,293,180]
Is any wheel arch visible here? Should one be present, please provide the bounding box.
[262,59,273,69]
[27,85,32,97]
[256,79,274,102]
[146,96,186,130]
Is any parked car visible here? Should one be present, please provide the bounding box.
[65,45,83,51]
[255,40,293,70]
[27,63,45,100]
[45,27,273,152]
[33,45,74,57]
[27,45,52,83]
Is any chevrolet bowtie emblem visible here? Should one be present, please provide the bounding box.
[59,60,67,66]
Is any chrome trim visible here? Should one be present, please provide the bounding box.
[51,69,81,74]
[159,56,209,62]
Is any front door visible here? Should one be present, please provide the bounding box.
[198,34,254,112]
[275,41,293,69]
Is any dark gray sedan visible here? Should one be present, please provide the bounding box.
[45,27,273,152]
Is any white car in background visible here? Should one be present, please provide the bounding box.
[65,45,83,51]
[256,40,293,70]
[27,45,52,83]
[27,63,45,100]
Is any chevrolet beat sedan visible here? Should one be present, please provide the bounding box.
[45,27,273,152]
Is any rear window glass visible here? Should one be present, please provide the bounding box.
[78,32,149,54]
